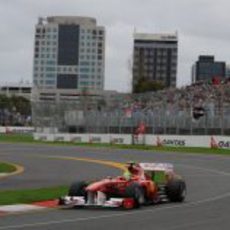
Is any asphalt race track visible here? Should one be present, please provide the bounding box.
[0,142,230,230]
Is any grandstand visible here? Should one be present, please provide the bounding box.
[32,80,230,135]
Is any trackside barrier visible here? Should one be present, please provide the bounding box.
[0,126,34,134]
[33,133,230,149]
[33,133,133,145]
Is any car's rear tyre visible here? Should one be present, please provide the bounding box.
[124,182,145,208]
[166,179,186,202]
[68,181,88,197]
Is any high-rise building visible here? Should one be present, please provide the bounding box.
[226,64,230,78]
[192,55,226,83]
[33,16,105,94]
[132,32,178,91]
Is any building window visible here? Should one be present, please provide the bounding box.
[80,82,89,86]
[46,60,55,65]
[80,61,90,66]
[45,80,55,85]
[80,75,89,79]
[46,66,55,72]
[80,68,90,73]
[46,73,55,78]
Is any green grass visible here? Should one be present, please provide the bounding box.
[0,162,17,173]
[0,186,68,205]
[0,134,34,143]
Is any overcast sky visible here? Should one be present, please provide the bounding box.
[0,0,230,92]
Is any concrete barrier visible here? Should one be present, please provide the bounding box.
[33,133,230,149]
[0,126,34,134]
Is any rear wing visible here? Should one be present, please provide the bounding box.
[139,163,174,172]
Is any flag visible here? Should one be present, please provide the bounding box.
[135,122,146,135]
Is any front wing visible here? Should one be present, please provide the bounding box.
[59,191,136,209]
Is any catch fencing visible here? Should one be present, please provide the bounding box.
[32,100,230,136]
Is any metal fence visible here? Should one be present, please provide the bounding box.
[32,100,230,135]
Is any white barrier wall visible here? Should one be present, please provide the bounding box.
[33,133,230,149]
[145,135,210,148]
[0,126,34,134]
[33,133,133,145]
[109,134,132,145]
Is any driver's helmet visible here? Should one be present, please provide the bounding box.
[126,161,137,172]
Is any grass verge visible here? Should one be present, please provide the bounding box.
[0,134,34,143]
[0,162,17,173]
[0,186,68,205]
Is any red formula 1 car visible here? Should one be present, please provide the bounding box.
[59,162,186,209]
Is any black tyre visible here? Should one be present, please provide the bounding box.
[125,182,145,208]
[166,179,186,202]
[68,181,88,197]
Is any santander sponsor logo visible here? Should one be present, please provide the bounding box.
[218,141,230,148]
[210,136,230,149]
